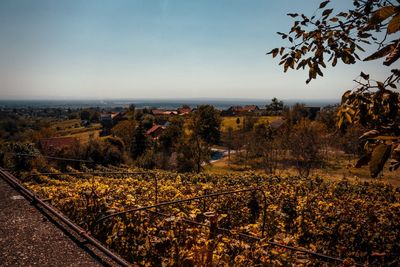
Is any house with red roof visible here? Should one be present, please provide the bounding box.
[146,125,166,139]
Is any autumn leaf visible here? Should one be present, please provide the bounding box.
[387,14,400,34]
[384,41,400,66]
[369,6,398,25]
[319,1,330,9]
[369,143,391,178]
[360,72,370,80]
[364,43,395,61]
[267,48,280,58]
[354,153,372,168]
[322,8,333,17]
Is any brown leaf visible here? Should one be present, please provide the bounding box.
[341,90,351,103]
[319,1,330,9]
[364,43,395,61]
[332,56,337,66]
[354,153,372,168]
[287,13,298,18]
[369,143,391,178]
[360,71,370,80]
[322,8,333,17]
[267,48,279,58]
[384,41,400,66]
[369,6,397,25]
[387,14,400,34]
[376,81,385,90]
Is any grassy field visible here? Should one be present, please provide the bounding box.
[221,116,280,132]
[51,119,81,131]
[67,129,100,143]
[51,120,102,143]
[205,151,400,187]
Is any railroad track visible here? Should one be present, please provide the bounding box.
[0,168,131,267]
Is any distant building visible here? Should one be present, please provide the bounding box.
[40,137,78,155]
[151,109,178,116]
[100,112,123,128]
[146,125,166,139]
[222,106,242,116]
[177,107,192,115]
[222,105,260,116]
[242,105,260,113]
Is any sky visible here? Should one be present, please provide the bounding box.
[0,0,391,101]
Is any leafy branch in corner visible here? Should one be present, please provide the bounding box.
[268,0,400,84]
[269,0,400,177]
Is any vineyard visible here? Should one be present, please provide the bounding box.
[22,166,400,266]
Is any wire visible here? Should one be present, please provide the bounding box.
[7,153,94,163]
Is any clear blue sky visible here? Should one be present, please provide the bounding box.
[0,0,388,100]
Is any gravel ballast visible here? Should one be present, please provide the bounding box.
[0,177,106,267]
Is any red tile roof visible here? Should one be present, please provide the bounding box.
[146,125,165,136]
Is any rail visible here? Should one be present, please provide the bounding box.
[7,153,94,163]
[0,168,131,267]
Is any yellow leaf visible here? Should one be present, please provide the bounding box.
[345,112,352,123]
[338,116,344,128]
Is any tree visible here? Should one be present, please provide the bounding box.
[288,119,326,177]
[158,117,184,169]
[266,97,284,115]
[191,105,221,145]
[131,123,149,159]
[224,126,234,162]
[177,105,220,172]
[283,103,309,126]
[112,120,136,152]
[269,0,400,177]
[141,114,155,130]
[176,135,210,173]
[242,115,257,132]
[158,117,184,154]
[80,109,91,121]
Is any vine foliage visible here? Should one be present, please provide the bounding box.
[268,0,400,177]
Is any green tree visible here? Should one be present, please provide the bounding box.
[269,0,400,177]
[224,126,234,162]
[141,114,155,130]
[158,117,184,154]
[131,123,149,159]
[266,97,284,115]
[288,119,326,177]
[242,115,257,132]
[191,105,221,145]
[112,120,136,152]
[176,105,220,172]
[176,135,210,173]
[80,109,91,121]
[283,103,308,126]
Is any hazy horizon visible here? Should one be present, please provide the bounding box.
[0,0,387,100]
[0,97,338,110]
